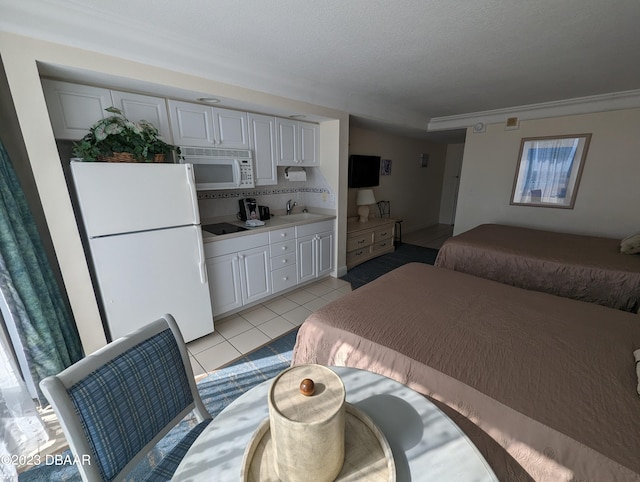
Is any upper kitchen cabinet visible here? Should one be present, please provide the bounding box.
[42,79,112,140]
[111,91,171,140]
[275,117,319,166]
[168,100,249,149]
[248,113,278,186]
[42,80,171,141]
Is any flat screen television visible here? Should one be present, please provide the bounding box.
[348,155,380,188]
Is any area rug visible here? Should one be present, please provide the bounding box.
[19,329,298,482]
[340,243,439,289]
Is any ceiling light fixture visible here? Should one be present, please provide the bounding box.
[288,114,306,119]
[197,97,221,104]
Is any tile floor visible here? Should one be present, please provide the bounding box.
[186,276,353,375]
[403,223,454,249]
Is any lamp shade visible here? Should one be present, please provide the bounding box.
[356,189,376,206]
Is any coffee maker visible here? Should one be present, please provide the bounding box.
[239,198,259,221]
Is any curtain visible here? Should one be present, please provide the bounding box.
[522,139,579,202]
[0,320,48,481]
[0,139,83,406]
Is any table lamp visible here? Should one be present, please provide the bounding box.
[356,189,376,222]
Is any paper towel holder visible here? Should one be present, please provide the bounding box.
[285,166,307,181]
[285,167,307,175]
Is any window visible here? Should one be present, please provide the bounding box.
[510,134,591,208]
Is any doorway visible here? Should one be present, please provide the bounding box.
[438,143,464,226]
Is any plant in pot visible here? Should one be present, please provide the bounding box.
[73,107,181,162]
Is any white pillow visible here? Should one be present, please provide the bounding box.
[620,233,640,254]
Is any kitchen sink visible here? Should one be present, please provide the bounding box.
[277,212,325,222]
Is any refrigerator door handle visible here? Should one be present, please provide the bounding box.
[185,164,201,223]
[196,234,207,284]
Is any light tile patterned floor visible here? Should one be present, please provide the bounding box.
[186,277,353,375]
[403,224,454,249]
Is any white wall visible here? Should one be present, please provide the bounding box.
[0,31,349,353]
[455,108,640,238]
[348,126,447,232]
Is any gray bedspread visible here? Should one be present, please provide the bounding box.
[434,224,640,312]
[292,263,640,481]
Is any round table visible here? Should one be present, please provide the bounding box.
[173,366,498,481]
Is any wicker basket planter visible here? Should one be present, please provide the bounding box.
[97,153,166,163]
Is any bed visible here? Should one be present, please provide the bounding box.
[434,223,640,312]
[292,263,640,481]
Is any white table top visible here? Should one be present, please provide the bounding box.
[173,366,498,481]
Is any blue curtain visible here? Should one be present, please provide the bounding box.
[0,140,83,404]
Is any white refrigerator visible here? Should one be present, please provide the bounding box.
[70,161,213,342]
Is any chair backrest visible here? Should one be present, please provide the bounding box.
[40,314,210,482]
[377,200,391,218]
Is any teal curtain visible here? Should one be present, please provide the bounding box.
[0,140,83,404]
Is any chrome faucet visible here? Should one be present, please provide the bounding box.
[286,199,298,215]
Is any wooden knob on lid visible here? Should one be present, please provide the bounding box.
[299,378,315,396]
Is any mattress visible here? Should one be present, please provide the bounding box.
[292,263,640,481]
[434,224,640,312]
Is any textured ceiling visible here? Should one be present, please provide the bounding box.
[2,0,640,141]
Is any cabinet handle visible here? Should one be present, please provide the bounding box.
[381,232,387,236]
[283,276,288,281]
[281,233,286,237]
[282,246,287,250]
[357,240,365,244]
[282,259,287,264]
[356,250,364,256]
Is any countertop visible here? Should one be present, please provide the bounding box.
[201,212,336,242]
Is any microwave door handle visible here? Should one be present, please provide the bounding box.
[233,159,242,187]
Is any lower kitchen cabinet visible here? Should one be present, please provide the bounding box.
[206,246,270,316]
[206,253,242,315]
[238,246,271,304]
[204,232,270,317]
[296,220,334,284]
[205,219,334,318]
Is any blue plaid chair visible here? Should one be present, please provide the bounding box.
[40,314,212,481]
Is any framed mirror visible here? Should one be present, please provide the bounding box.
[510,134,591,208]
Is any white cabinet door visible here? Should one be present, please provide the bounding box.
[249,113,278,185]
[213,108,249,149]
[297,234,317,284]
[276,118,298,165]
[168,100,215,147]
[276,118,319,166]
[317,231,334,277]
[239,246,271,304]
[299,122,319,166]
[207,252,243,316]
[42,80,112,140]
[112,91,171,141]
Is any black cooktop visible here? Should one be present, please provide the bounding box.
[202,222,249,235]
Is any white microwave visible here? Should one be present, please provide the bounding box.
[180,147,255,190]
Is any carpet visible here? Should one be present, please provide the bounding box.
[19,329,298,482]
[340,243,439,289]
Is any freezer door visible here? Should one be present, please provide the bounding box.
[71,161,199,237]
[89,225,213,342]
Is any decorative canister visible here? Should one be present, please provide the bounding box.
[268,364,346,482]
